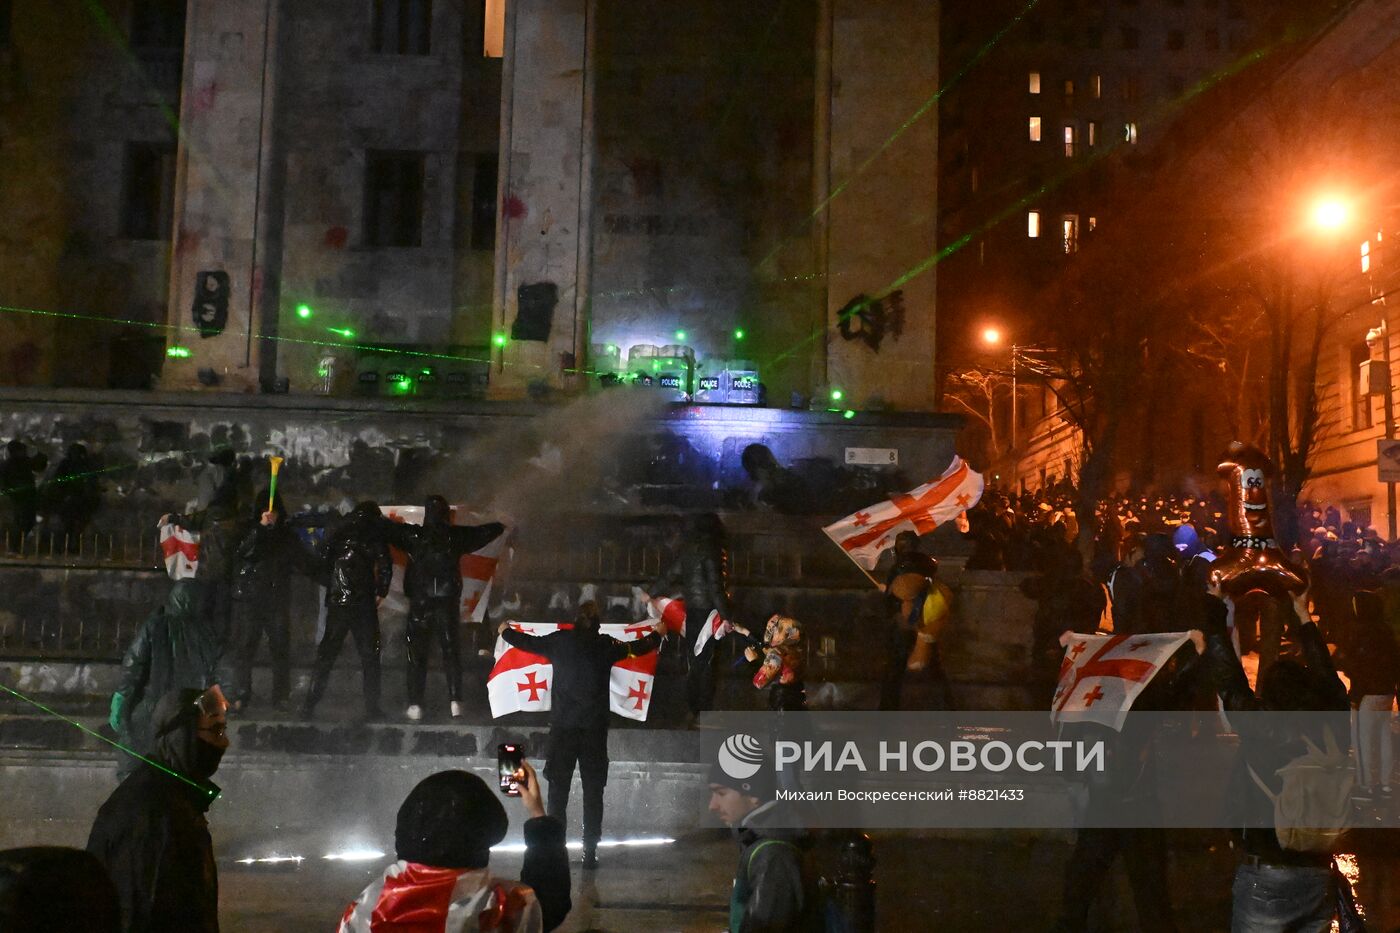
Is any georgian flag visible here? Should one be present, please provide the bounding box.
[693,610,733,657]
[158,520,200,580]
[648,596,687,636]
[381,505,508,624]
[1052,632,1191,731]
[488,621,662,721]
[822,456,984,570]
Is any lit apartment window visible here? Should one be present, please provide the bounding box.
[1029,71,1041,94]
[1029,116,1042,141]
[1352,342,1375,429]
[1091,74,1102,98]
[1028,211,1041,238]
[1063,124,1076,157]
[1088,216,1097,231]
[1063,79,1075,98]
[1088,121,1098,147]
[483,0,505,57]
[1062,214,1080,254]
[1362,240,1371,273]
[970,166,980,192]
[373,0,432,55]
[1124,122,1138,144]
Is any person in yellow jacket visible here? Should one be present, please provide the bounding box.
[883,554,956,709]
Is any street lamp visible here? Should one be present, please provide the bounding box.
[980,326,1019,451]
[1309,192,1395,537]
[1310,196,1350,232]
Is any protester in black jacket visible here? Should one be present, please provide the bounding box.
[88,687,229,933]
[500,603,663,869]
[1,438,46,549]
[645,513,734,723]
[1200,589,1350,933]
[386,495,504,721]
[301,501,392,720]
[224,490,315,713]
[110,581,221,772]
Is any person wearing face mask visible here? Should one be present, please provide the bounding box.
[88,686,229,933]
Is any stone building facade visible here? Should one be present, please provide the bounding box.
[0,0,944,413]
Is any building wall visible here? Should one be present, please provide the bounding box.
[824,0,940,412]
[0,0,181,389]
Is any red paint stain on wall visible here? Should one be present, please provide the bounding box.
[192,81,220,113]
[503,195,527,220]
[175,228,203,256]
[324,226,349,249]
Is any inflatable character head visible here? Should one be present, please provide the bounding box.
[1209,442,1308,600]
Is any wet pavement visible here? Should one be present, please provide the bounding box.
[212,828,1400,932]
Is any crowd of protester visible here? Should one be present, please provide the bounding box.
[4,439,1399,931]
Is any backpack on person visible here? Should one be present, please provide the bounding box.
[1247,727,1354,853]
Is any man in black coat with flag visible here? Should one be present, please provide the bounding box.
[385,495,504,721]
[499,602,663,870]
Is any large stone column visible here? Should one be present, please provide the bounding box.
[823,0,939,412]
[490,0,594,398]
[163,0,283,392]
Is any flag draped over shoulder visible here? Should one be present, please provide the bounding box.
[822,456,984,571]
[381,505,508,624]
[487,621,662,721]
[159,521,200,580]
[1051,632,1190,731]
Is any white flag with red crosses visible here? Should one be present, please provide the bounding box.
[487,621,662,721]
[158,520,200,580]
[822,457,984,571]
[380,505,508,624]
[1051,632,1191,731]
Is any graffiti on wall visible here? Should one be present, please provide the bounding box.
[836,290,905,352]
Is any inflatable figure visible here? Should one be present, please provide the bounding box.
[1209,442,1308,600]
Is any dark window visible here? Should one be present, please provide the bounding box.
[1085,27,1102,49]
[1202,28,1220,51]
[1121,27,1139,50]
[130,0,184,48]
[1167,29,1185,50]
[1227,0,1244,18]
[372,0,431,55]
[1027,18,1044,42]
[122,142,177,240]
[364,152,425,247]
[0,0,11,48]
[470,154,498,251]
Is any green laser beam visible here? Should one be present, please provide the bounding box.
[0,682,217,798]
[756,0,1045,274]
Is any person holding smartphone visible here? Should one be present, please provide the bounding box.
[339,759,571,932]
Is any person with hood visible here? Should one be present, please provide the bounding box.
[42,442,102,543]
[1199,587,1350,933]
[0,846,121,933]
[109,580,222,770]
[385,495,504,721]
[338,761,571,932]
[301,500,393,721]
[88,686,229,933]
[1,438,46,549]
[225,489,316,713]
[499,602,664,869]
[643,512,735,724]
[707,749,814,933]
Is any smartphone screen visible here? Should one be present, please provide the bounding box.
[497,743,523,796]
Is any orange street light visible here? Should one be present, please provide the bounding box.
[1310,196,1350,232]
[981,326,1003,347]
